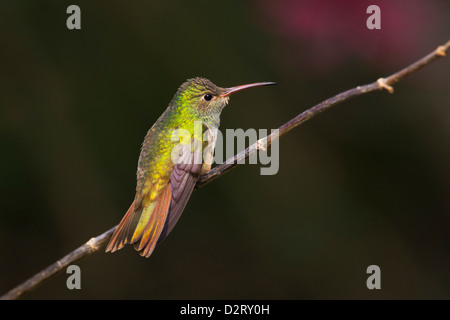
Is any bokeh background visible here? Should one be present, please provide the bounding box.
[1,0,449,299]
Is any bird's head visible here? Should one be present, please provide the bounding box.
[172,77,276,119]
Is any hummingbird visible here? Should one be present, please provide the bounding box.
[105,77,275,258]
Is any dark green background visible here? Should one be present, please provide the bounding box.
[1,0,449,299]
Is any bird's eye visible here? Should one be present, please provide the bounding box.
[203,94,213,101]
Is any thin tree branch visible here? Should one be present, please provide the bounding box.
[1,40,448,300]
[196,40,450,188]
[0,227,116,300]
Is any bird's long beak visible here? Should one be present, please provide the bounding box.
[221,82,276,97]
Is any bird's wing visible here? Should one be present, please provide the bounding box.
[106,135,207,257]
[132,184,172,257]
[157,137,204,243]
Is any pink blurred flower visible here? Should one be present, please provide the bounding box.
[255,0,446,73]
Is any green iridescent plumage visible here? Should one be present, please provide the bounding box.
[106,77,275,258]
